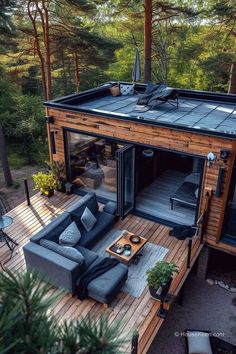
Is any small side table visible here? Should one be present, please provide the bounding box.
[0,216,18,270]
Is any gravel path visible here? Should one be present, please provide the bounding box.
[148,274,236,354]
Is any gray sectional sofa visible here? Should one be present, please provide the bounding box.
[23,193,128,305]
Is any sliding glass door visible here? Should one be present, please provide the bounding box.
[117,145,135,218]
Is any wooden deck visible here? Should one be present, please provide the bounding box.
[0,192,203,354]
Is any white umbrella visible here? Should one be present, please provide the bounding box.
[132,47,141,82]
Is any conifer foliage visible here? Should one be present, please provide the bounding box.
[0,269,129,354]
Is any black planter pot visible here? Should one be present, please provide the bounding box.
[56,179,66,193]
[149,278,172,300]
[44,189,54,198]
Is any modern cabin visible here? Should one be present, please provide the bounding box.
[44,82,236,256]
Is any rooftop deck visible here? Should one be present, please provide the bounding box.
[45,82,236,138]
[77,94,236,135]
[0,192,203,353]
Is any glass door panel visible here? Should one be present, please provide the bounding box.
[222,161,236,244]
[66,130,123,201]
[117,145,135,218]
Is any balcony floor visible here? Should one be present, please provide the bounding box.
[0,192,203,354]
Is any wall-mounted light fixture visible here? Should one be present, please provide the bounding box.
[220,149,230,163]
[50,131,56,154]
[216,167,225,197]
[45,115,54,124]
[207,152,216,166]
[142,149,154,158]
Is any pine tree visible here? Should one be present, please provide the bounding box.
[0,269,130,353]
[0,1,15,187]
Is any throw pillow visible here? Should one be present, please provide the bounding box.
[59,221,81,247]
[81,207,97,232]
[120,84,135,96]
[40,239,84,265]
[109,84,120,97]
[186,330,213,354]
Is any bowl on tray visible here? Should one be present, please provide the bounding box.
[129,235,141,244]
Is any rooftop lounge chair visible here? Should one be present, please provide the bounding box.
[135,82,179,111]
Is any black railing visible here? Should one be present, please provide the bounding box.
[24,179,31,206]
[131,330,139,354]
[187,238,192,268]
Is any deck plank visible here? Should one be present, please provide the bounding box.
[0,192,202,354]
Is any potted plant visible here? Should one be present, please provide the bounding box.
[45,160,66,192]
[32,172,59,197]
[146,261,179,300]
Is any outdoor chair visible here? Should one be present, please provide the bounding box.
[148,84,179,109]
[185,329,236,354]
[134,83,179,112]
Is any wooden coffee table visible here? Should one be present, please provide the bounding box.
[105,231,147,265]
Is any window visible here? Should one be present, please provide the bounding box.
[67,131,123,201]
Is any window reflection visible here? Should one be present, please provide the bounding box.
[67,131,123,201]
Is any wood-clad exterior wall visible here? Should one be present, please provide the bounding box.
[47,107,236,255]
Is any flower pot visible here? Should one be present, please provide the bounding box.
[42,189,54,198]
[56,179,66,193]
[149,278,172,300]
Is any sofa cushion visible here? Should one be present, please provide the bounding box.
[103,201,117,216]
[59,221,81,246]
[30,212,72,244]
[67,192,98,222]
[81,207,97,232]
[75,245,98,268]
[86,258,128,304]
[120,83,134,96]
[40,239,84,265]
[78,211,115,249]
[186,330,212,354]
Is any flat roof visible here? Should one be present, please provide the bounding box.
[44,82,236,139]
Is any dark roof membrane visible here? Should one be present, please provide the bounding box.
[44,82,236,139]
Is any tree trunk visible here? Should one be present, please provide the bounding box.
[28,0,48,100]
[228,61,236,94]
[42,0,52,100]
[0,125,13,187]
[75,51,80,92]
[144,0,152,83]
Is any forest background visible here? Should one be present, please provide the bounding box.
[0,0,236,177]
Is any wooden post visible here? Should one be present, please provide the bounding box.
[144,0,152,83]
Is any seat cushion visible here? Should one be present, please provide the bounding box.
[59,221,81,246]
[186,330,213,354]
[81,207,97,232]
[75,245,98,268]
[78,211,115,249]
[40,239,84,265]
[86,260,128,304]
